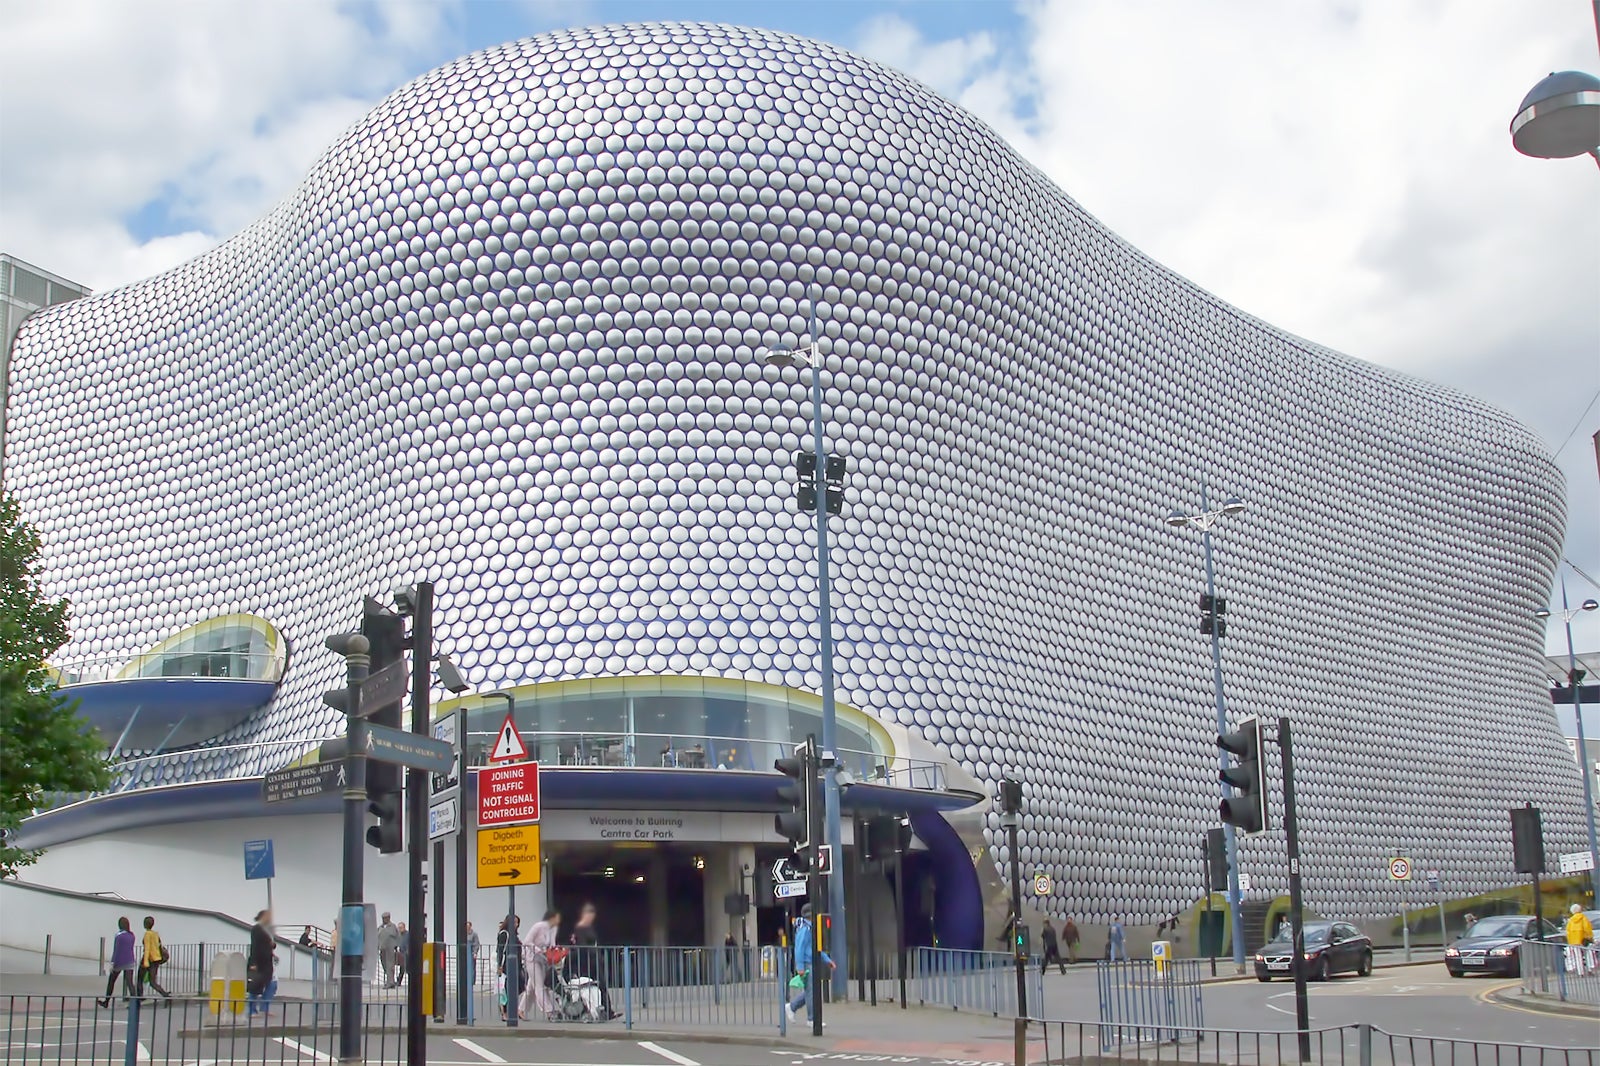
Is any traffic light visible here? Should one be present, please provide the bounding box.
[794,451,846,515]
[775,741,815,871]
[1217,717,1267,835]
[999,778,1023,816]
[1205,827,1229,890]
[1510,805,1545,874]
[363,597,407,854]
[1200,593,1227,637]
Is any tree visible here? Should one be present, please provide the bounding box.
[0,489,109,877]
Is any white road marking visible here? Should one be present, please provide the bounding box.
[275,1036,335,1062]
[136,1040,151,1061]
[638,1040,701,1066]
[453,1037,509,1063]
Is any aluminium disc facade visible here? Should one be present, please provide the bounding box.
[4,22,1585,924]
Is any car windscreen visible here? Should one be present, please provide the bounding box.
[1466,917,1527,938]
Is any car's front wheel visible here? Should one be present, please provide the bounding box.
[1257,974,1272,983]
[1357,951,1372,977]
[1315,957,1331,982]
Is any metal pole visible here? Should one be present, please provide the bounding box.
[406,580,433,1066]
[1006,816,1026,1017]
[505,887,518,1028]
[1200,485,1246,972]
[1401,870,1411,962]
[456,735,470,1025]
[338,636,371,1066]
[1202,836,1216,978]
[853,815,866,1004]
[806,736,824,1036]
[1279,717,1310,1064]
[806,291,848,999]
[432,838,445,1017]
[895,832,907,1010]
[1561,576,1599,874]
[1435,881,1446,947]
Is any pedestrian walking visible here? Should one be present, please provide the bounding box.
[395,922,409,985]
[97,917,138,1007]
[466,921,482,986]
[784,906,834,1029]
[1566,904,1594,975]
[1062,915,1081,964]
[247,910,277,1017]
[137,916,172,999]
[570,902,618,1019]
[376,913,400,988]
[520,910,560,1018]
[1039,918,1066,975]
[1108,915,1127,962]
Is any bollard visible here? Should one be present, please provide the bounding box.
[123,995,142,1066]
[43,933,52,975]
[1357,1022,1373,1066]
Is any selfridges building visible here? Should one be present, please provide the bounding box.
[5,22,1585,922]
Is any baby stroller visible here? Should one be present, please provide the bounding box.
[544,948,606,1022]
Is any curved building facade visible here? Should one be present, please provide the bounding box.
[4,22,1585,925]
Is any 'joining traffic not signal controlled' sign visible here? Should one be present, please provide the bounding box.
[475,711,541,887]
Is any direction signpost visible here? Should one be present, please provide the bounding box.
[360,658,409,716]
[1561,850,1597,875]
[365,722,456,774]
[429,797,459,841]
[263,761,345,804]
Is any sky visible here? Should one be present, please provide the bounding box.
[2,0,1596,653]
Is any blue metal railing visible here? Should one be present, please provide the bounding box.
[1094,958,1205,1052]
[912,947,1042,1016]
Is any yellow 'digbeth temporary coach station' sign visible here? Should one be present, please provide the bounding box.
[476,823,541,887]
[475,709,542,887]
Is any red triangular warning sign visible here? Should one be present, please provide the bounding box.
[489,712,528,763]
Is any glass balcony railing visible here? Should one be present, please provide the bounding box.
[49,649,287,687]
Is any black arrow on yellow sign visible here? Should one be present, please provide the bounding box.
[497,868,521,879]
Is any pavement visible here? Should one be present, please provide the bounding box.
[4,953,1595,1065]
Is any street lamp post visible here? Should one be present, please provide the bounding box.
[763,289,848,998]
[1536,576,1600,876]
[1167,488,1248,971]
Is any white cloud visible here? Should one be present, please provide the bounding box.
[0,0,459,290]
[854,1,1600,652]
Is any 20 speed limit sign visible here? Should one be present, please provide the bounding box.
[1387,857,1413,881]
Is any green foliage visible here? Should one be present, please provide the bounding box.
[0,490,110,877]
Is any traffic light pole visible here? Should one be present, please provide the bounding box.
[1005,810,1027,1061]
[1278,717,1310,1064]
[1199,486,1246,973]
[806,737,824,1037]
[405,581,433,1066]
[1202,834,1216,978]
[335,636,371,1066]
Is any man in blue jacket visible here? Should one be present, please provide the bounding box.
[785,905,834,1027]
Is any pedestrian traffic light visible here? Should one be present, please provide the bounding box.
[1200,593,1227,637]
[1205,827,1229,890]
[362,597,407,854]
[1217,717,1267,835]
[775,741,814,870]
[1510,804,1545,874]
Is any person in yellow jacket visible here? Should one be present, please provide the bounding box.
[138,916,172,998]
[1565,904,1594,976]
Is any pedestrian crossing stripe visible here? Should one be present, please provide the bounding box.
[489,712,528,763]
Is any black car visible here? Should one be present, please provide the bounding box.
[1444,915,1562,977]
[1254,921,1372,982]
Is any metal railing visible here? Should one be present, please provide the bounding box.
[51,650,285,687]
[911,947,1042,1016]
[1,996,405,1065]
[1034,1020,1598,1066]
[1095,958,1206,1050]
[428,943,788,1030]
[1521,940,1600,1007]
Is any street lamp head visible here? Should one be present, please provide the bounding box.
[1221,498,1245,516]
[1510,70,1600,160]
[763,349,799,368]
[1166,510,1190,528]
[1534,607,1553,619]
[485,689,514,709]
[391,585,418,616]
[1582,599,1600,613]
